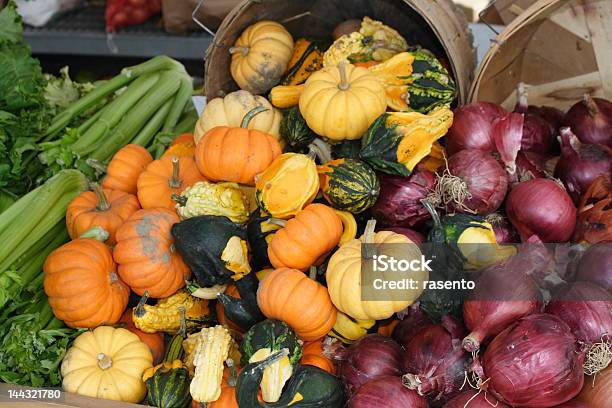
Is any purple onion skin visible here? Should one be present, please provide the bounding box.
[371,169,436,228]
[514,151,550,182]
[521,113,555,154]
[384,227,424,244]
[443,390,509,408]
[565,97,612,147]
[488,214,520,243]
[577,244,612,292]
[553,400,593,408]
[348,376,428,408]
[446,102,507,155]
[392,306,432,348]
[546,281,612,344]
[338,334,404,395]
[482,314,584,408]
[448,150,508,215]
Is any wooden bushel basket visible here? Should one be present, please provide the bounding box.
[203,0,476,104]
[471,0,612,111]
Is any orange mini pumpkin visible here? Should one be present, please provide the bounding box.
[137,155,205,211]
[257,267,337,341]
[44,238,129,328]
[268,203,343,271]
[65,184,140,245]
[114,208,190,298]
[195,107,282,186]
[300,338,335,374]
[119,308,165,365]
[163,133,196,158]
[208,367,239,408]
[102,144,153,195]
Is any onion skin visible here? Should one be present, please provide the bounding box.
[447,150,508,215]
[384,227,424,244]
[392,305,432,348]
[486,213,520,243]
[462,263,543,352]
[576,244,612,292]
[349,376,428,408]
[553,401,593,408]
[578,365,611,408]
[482,314,585,408]
[515,83,557,154]
[446,102,507,155]
[371,169,436,228]
[514,151,550,182]
[401,316,469,401]
[554,127,612,203]
[564,95,612,147]
[506,178,577,242]
[545,281,612,345]
[442,390,509,408]
[338,334,404,395]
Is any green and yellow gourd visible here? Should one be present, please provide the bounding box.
[281,38,324,86]
[247,209,283,271]
[318,159,380,214]
[144,334,190,408]
[360,107,454,176]
[173,181,250,224]
[329,310,376,344]
[279,106,316,151]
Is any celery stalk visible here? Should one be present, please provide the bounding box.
[131,97,173,147]
[161,75,193,134]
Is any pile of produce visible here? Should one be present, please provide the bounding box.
[1,3,611,408]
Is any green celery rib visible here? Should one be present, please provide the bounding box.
[131,97,173,147]
[161,75,193,134]
[121,55,186,77]
[173,108,198,135]
[0,185,39,236]
[76,107,105,134]
[3,220,65,275]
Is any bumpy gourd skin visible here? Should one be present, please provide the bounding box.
[175,181,249,223]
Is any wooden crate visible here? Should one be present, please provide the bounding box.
[471,0,612,111]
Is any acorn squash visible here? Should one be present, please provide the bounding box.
[360,107,453,176]
[280,106,316,151]
[144,335,190,408]
[318,158,380,213]
[331,140,361,160]
[236,350,345,408]
[247,209,283,271]
[172,216,250,287]
[281,38,324,86]
[216,273,265,332]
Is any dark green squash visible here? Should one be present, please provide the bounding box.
[240,319,302,367]
[281,38,324,86]
[236,351,345,407]
[280,106,316,152]
[172,215,249,287]
[217,272,265,332]
[331,140,361,160]
[318,158,379,214]
[247,209,282,271]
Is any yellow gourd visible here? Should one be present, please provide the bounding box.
[269,84,304,109]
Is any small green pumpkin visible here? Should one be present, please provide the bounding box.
[217,273,265,332]
[281,38,324,86]
[145,333,190,408]
[280,106,317,151]
[318,159,380,213]
[236,350,345,408]
[172,216,250,287]
[247,209,283,271]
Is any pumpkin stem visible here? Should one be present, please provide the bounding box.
[135,290,150,318]
[79,226,110,241]
[362,219,377,258]
[172,193,187,207]
[168,157,182,189]
[583,93,600,117]
[91,183,110,211]
[241,106,269,128]
[308,138,333,164]
[97,353,113,370]
[337,61,350,91]
[268,218,288,228]
[229,46,250,56]
[309,266,317,280]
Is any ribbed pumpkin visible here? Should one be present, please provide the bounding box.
[195,107,282,186]
[61,327,153,403]
[114,208,190,298]
[255,153,319,219]
[230,21,294,95]
[318,159,380,214]
[257,267,337,341]
[267,204,343,271]
[119,309,165,365]
[194,90,282,143]
[163,133,196,158]
[44,238,129,328]
[299,62,386,141]
[102,144,153,194]
[300,339,335,374]
[66,184,140,245]
[137,156,205,211]
[326,220,427,320]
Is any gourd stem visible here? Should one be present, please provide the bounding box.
[97,353,113,370]
[229,46,250,56]
[337,61,350,91]
[583,94,599,117]
[363,219,377,259]
[135,290,150,318]
[268,218,288,228]
[91,183,110,211]
[309,266,317,280]
[308,138,333,164]
[178,306,187,338]
[79,226,110,241]
[172,193,187,207]
[226,358,238,387]
[241,106,269,128]
[168,157,182,188]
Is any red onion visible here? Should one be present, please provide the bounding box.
[576,244,612,292]
[564,95,612,147]
[553,401,592,408]
[384,227,424,244]
[506,178,577,242]
[477,314,585,407]
[446,102,507,155]
[392,304,432,348]
[349,376,428,408]
[554,127,612,203]
[462,263,543,352]
[574,175,611,244]
[492,112,524,174]
[338,334,404,394]
[486,213,520,243]
[514,83,555,154]
[530,105,565,134]
[443,390,509,408]
[402,316,469,401]
[371,168,436,228]
[514,150,550,182]
[440,149,508,215]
